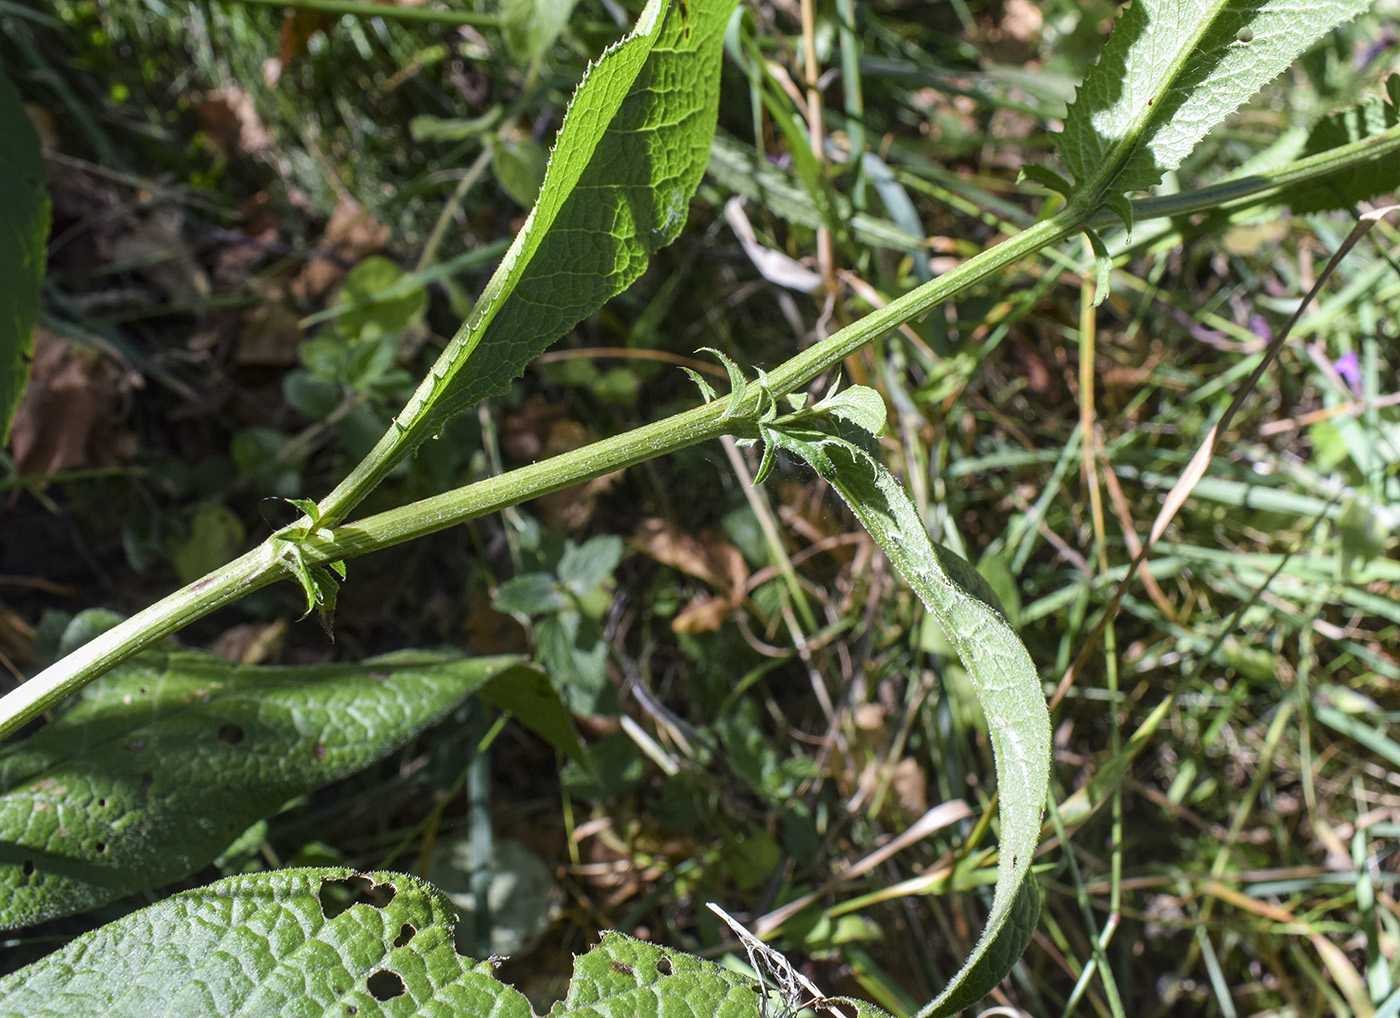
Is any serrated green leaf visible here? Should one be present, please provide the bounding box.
[0,649,534,929]
[0,868,538,1018]
[814,385,887,438]
[1290,73,1400,213]
[759,422,1050,1017]
[681,367,718,403]
[0,67,49,446]
[349,0,738,499]
[1061,0,1373,200]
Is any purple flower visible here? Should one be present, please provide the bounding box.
[1334,351,1361,392]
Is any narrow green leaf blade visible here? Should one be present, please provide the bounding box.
[1061,0,1373,199]
[392,0,736,452]
[762,424,1050,1016]
[0,647,538,928]
[0,67,50,444]
[0,868,538,1018]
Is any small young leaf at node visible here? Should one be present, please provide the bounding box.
[1102,192,1133,235]
[753,431,780,486]
[699,346,749,419]
[682,367,718,403]
[1018,163,1074,198]
[814,385,887,438]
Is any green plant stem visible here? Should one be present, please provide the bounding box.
[0,208,1082,742]
[0,544,291,741]
[765,210,1077,395]
[1092,120,1400,229]
[227,0,500,27]
[2,109,1384,736]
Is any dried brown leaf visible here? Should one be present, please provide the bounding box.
[9,329,135,477]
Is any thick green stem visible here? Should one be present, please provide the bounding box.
[1094,120,1400,229]
[20,121,1373,736]
[0,544,290,741]
[0,207,1084,742]
[767,211,1078,395]
[0,107,1382,734]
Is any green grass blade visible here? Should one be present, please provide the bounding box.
[320,0,737,524]
[759,421,1051,1016]
[0,66,50,444]
[1061,0,1374,204]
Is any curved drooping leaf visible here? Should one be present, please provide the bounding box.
[1290,73,1400,213]
[323,0,737,519]
[1060,0,1374,204]
[757,407,1050,1018]
[0,867,896,1018]
[0,644,541,929]
[0,67,49,444]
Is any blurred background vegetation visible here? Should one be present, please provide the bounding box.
[2,0,1399,1014]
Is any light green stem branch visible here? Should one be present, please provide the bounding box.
[1096,120,1400,229]
[0,208,1078,741]
[2,102,1384,733]
[4,98,1386,736]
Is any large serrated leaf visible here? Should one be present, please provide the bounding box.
[759,421,1050,1017]
[325,0,737,517]
[0,646,540,929]
[0,868,538,1018]
[0,67,49,445]
[1060,0,1373,201]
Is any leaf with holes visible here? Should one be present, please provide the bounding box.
[0,868,537,1017]
[1059,0,1374,213]
[0,645,541,929]
[757,419,1050,1018]
[0,869,897,1018]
